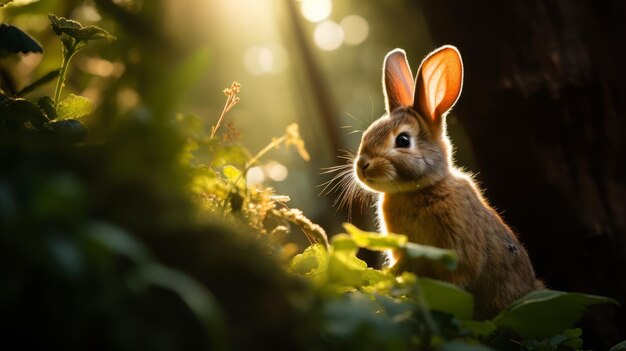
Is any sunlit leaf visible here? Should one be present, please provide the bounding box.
[343,223,407,250]
[360,268,392,287]
[56,94,94,120]
[404,242,458,270]
[289,243,327,276]
[331,234,358,255]
[222,165,246,190]
[222,165,242,182]
[492,289,618,339]
[327,252,366,287]
[418,278,474,320]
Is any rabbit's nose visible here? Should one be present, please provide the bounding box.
[356,157,370,171]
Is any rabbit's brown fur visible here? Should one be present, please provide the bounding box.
[354,46,542,320]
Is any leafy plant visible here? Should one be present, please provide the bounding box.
[48,14,115,105]
[287,223,617,350]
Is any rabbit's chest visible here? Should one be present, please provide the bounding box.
[378,194,453,248]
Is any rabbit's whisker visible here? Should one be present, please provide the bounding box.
[319,151,371,221]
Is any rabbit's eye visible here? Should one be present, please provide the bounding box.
[395,133,411,148]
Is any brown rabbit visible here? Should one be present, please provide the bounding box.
[354,45,543,319]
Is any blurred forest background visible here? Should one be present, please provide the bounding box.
[1,0,625,350]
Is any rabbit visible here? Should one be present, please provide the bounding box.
[353,45,543,319]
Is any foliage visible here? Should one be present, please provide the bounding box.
[48,14,115,105]
[0,10,621,351]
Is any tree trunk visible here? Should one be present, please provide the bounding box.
[418,0,626,348]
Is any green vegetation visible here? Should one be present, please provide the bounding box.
[1,9,622,351]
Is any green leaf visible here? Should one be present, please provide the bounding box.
[360,268,392,287]
[610,340,626,351]
[48,14,115,46]
[404,242,458,270]
[492,289,618,339]
[74,25,117,42]
[222,165,246,189]
[56,94,94,120]
[327,252,367,286]
[222,165,241,182]
[331,234,358,255]
[17,69,60,97]
[418,278,474,320]
[289,244,327,275]
[343,223,407,250]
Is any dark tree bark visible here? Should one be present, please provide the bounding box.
[418,0,626,348]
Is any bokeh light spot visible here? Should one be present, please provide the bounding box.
[258,47,274,72]
[266,161,288,182]
[300,0,332,23]
[313,20,344,51]
[340,15,369,46]
[244,46,265,75]
[72,4,102,23]
[246,166,265,185]
[117,88,140,110]
[244,45,288,75]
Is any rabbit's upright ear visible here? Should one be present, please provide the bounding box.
[383,49,414,114]
[413,45,463,132]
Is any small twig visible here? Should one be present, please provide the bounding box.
[210,82,240,139]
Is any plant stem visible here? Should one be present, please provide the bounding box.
[210,95,234,139]
[53,47,75,106]
[245,135,287,171]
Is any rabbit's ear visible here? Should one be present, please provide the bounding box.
[383,49,414,114]
[413,45,463,131]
